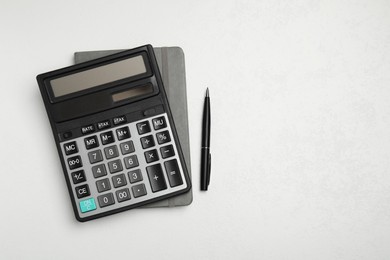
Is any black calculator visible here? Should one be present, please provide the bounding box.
[37,45,191,222]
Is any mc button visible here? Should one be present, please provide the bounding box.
[64,141,78,155]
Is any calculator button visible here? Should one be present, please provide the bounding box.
[67,155,83,170]
[96,178,111,193]
[152,116,167,130]
[75,184,90,198]
[145,149,159,163]
[116,188,131,202]
[164,159,183,187]
[160,145,175,159]
[143,108,156,117]
[128,169,143,183]
[88,150,103,164]
[156,130,171,144]
[140,135,155,149]
[81,124,95,135]
[79,198,97,213]
[64,141,78,155]
[124,155,139,169]
[132,183,147,198]
[120,141,135,155]
[63,131,72,139]
[112,173,127,188]
[108,159,123,173]
[136,121,151,135]
[97,193,115,208]
[71,170,86,184]
[92,164,107,178]
[104,145,119,159]
[116,126,131,141]
[113,115,127,126]
[84,136,99,150]
[97,120,111,130]
[100,131,115,145]
[146,164,167,192]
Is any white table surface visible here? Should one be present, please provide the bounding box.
[1,1,390,259]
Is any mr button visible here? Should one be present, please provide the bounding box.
[63,141,78,155]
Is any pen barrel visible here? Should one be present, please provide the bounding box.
[200,147,210,190]
[201,97,210,147]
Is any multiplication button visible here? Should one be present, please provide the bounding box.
[145,149,159,163]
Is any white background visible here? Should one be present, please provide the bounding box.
[1,0,390,259]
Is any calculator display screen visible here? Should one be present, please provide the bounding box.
[50,55,147,97]
[112,85,154,102]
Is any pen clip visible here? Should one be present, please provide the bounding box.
[207,153,211,186]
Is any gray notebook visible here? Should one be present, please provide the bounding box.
[74,47,193,207]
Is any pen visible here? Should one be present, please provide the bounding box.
[200,88,211,191]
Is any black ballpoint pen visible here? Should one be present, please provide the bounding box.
[200,88,211,191]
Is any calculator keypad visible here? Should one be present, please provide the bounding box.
[60,113,188,219]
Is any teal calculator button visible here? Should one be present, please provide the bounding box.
[79,198,97,213]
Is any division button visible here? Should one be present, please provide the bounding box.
[146,164,167,192]
[128,169,143,183]
[100,131,115,145]
[97,193,115,208]
[92,164,107,178]
[67,155,82,170]
[81,124,95,135]
[71,170,86,184]
[120,141,135,155]
[116,188,131,202]
[88,150,103,164]
[144,149,159,163]
[84,135,99,149]
[160,145,175,159]
[63,141,78,155]
[108,159,123,173]
[140,135,155,149]
[123,155,139,169]
[97,120,111,130]
[112,173,127,188]
[152,116,167,130]
[156,130,171,144]
[164,159,183,187]
[131,183,147,198]
[75,184,90,199]
[136,121,151,135]
[96,178,111,193]
[113,115,127,126]
[79,198,97,213]
[116,126,130,141]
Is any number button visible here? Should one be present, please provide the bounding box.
[96,178,111,193]
[144,149,159,163]
[120,141,135,155]
[140,135,155,149]
[124,155,139,169]
[131,183,147,198]
[92,164,107,178]
[71,170,86,184]
[128,169,143,183]
[116,126,130,141]
[156,130,171,144]
[84,136,99,149]
[108,159,123,173]
[116,188,131,202]
[104,145,119,159]
[152,116,167,130]
[88,150,103,164]
[79,198,97,213]
[100,131,115,145]
[67,155,82,170]
[146,164,167,192]
[136,121,151,135]
[160,145,175,159]
[112,173,127,188]
[75,184,90,198]
[97,193,115,208]
[64,141,78,155]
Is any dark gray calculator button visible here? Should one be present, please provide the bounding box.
[84,136,99,149]
[100,131,115,145]
[124,155,139,169]
[75,184,90,198]
[97,120,111,130]
[152,116,167,130]
[113,115,127,125]
[156,130,171,144]
[160,145,175,159]
[64,141,78,155]
[145,149,159,163]
[128,169,143,183]
[116,188,131,202]
[97,193,115,208]
[67,155,82,170]
[140,135,155,149]
[120,141,135,155]
[146,164,167,192]
[164,159,183,187]
[132,183,147,198]
[88,150,103,164]
[96,178,111,193]
[112,173,127,188]
[81,124,95,135]
[136,121,151,135]
[92,164,107,178]
[104,145,119,159]
[71,170,86,184]
[116,126,130,141]
[108,159,123,173]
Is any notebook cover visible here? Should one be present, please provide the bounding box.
[74,47,193,207]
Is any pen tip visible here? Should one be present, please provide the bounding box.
[206,88,209,97]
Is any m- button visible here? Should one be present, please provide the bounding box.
[63,141,78,155]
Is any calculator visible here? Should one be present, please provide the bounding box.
[37,45,191,222]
